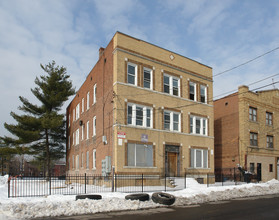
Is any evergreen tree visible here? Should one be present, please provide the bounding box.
[0,61,75,178]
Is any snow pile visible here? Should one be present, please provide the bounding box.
[0,179,279,219]
[0,175,8,186]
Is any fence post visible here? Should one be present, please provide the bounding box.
[184,173,186,189]
[85,173,87,194]
[112,167,115,192]
[221,173,224,186]
[142,173,144,193]
[8,176,10,198]
[165,174,167,192]
[49,175,52,196]
[207,173,209,187]
[115,173,117,192]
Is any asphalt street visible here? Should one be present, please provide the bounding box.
[35,194,279,220]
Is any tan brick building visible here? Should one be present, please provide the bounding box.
[214,85,279,182]
[66,32,214,179]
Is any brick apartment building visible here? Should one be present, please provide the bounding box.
[214,85,279,182]
[66,32,214,180]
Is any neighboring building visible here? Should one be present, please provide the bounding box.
[52,161,66,176]
[0,155,9,175]
[214,85,279,182]
[66,32,214,180]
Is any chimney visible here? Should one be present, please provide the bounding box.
[99,47,105,58]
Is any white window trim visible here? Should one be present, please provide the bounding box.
[191,148,208,169]
[127,62,138,86]
[190,115,208,136]
[81,125,84,140]
[82,98,84,113]
[86,151,89,169]
[72,132,75,146]
[163,73,180,97]
[68,114,71,127]
[127,103,153,128]
[73,109,75,122]
[87,92,90,110]
[93,84,97,104]
[76,103,80,120]
[93,116,96,137]
[189,81,197,101]
[75,128,80,145]
[200,85,207,103]
[76,155,79,170]
[127,143,154,167]
[93,149,96,170]
[86,121,89,140]
[143,67,153,90]
[164,110,181,132]
[72,155,75,170]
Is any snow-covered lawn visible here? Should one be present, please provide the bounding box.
[0,175,279,220]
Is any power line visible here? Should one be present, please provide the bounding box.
[115,80,279,111]
[213,46,279,77]
[214,73,279,99]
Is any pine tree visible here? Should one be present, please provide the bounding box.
[1,61,75,178]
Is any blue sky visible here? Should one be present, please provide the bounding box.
[1,0,279,137]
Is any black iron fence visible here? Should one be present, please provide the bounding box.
[7,168,259,198]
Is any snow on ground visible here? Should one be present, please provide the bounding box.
[0,175,279,220]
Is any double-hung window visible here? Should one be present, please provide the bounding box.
[93,116,96,137]
[76,103,80,120]
[86,121,89,139]
[87,92,90,110]
[76,155,79,170]
[250,132,258,146]
[163,74,180,96]
[72,155,75,169]
[127,103,152,128]
[249,107,257,122]
[82,98,84,113]
[189,82,196,101]
[86,151,89,169]
[81,125,84,140]
[143,67,152,89]
[75,129,79,145]
[190,115,208,135]
[72,132,75,146]
[127,62,137,85]
[93,149,96,169]
[93,84,97,104]
[190,148,208,168]
[266,112,273,125]
[267,135,273,148]
[68,114,71,127]
[163,111,181,132]
[200,85,207,103]
[127,143,153,167]
[81,153,84,168]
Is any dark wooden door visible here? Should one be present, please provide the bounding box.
[168,152,177,176]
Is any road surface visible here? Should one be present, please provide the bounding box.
[35,194,279,220]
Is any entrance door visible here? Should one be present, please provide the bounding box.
[257,163,262,181]
[277,159,279,180]
[167,152,177,177]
